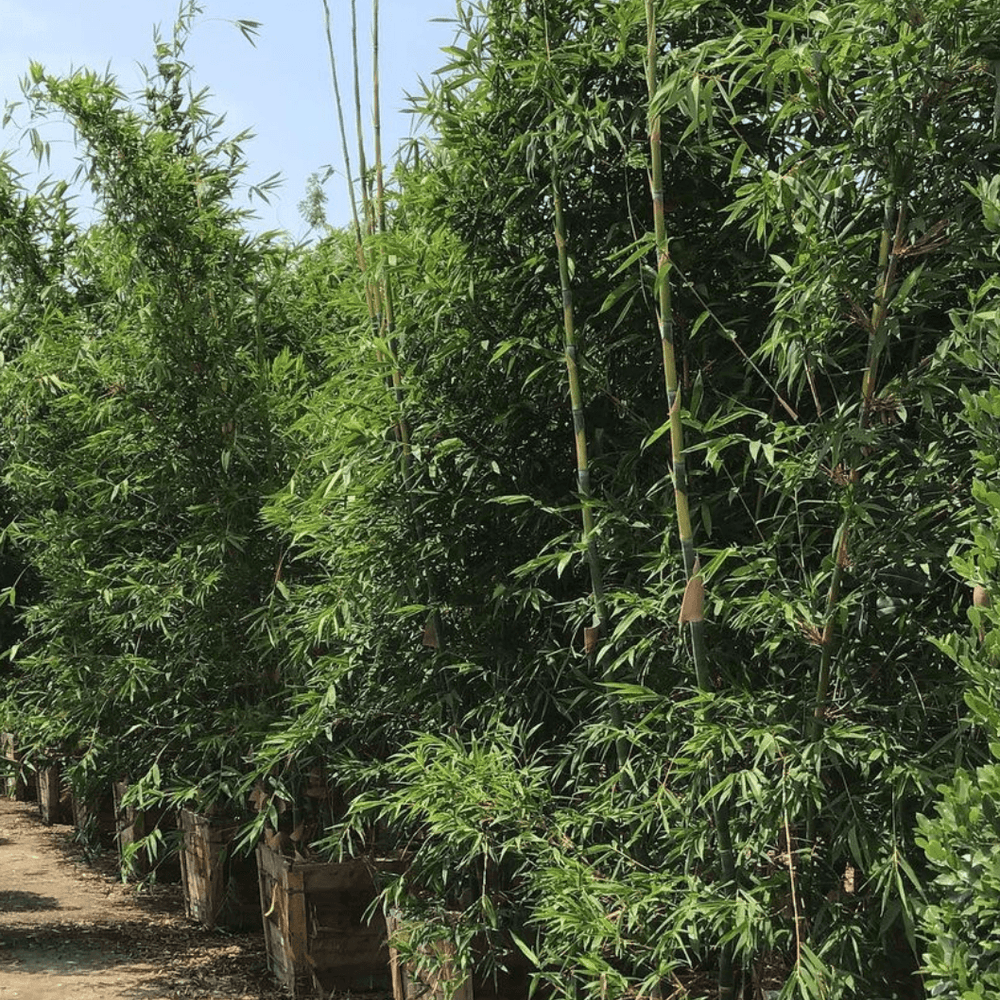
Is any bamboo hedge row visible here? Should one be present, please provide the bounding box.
[3,1,1000,998]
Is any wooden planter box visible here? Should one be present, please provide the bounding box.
[178,809,260,929]
[387,911,473,1000]
[71,786,117,848]
[112,781,181,881]
[256,840,402,997]
[2,734,36,802]
[38,765,72,825]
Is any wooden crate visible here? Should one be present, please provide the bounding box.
[71,786,117,847]
[112,781,181,881]
[256,840,402,997]
[2,733,35,801]
[38,764,71,824]
[387,911,473,1000]
[178,809,260,929]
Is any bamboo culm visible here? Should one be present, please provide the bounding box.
[812,194,905,736]
[370,0,445,658]
[550,160,627,771]
[321,0,375,322]
[645,6,735,998]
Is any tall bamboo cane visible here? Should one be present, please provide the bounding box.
[811,195,905,736]
[371,0,404,426]
[352,0,375,238]
[370,0,445,654]
[550,159,626,769]
[645,7,735,998]
[321,0,373,321]
[320,0,442,654]
[370,0,413,501]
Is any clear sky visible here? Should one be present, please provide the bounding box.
[0,0,457,240]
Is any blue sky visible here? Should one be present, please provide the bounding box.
[0,0,457,240]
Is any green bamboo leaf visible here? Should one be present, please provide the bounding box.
[641,418,672,452]
[509,932,539,967]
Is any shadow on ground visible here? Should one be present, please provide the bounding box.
[0,890,62,913]
[0,926,131,974]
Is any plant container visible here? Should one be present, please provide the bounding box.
[2,733,36,802]
[112,780,180,880]
[38,763,71,825]
[71,785,117,847]
[387,910,473,1000]
[178,808,260,929]
[256,838,403,997]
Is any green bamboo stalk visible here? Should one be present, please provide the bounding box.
[805,199,907,882]
[861,196,906,428]
[319,0,440,653]
[371,0,399,385]
[811,195,905,735]
[321,0,361,244]
[370,0,445,655]
[550,160,626,770]
[645,8,735,998]
[351,0,380,336]
[370,0,409,473]
[352,0,375,238]
[321,0,374,320]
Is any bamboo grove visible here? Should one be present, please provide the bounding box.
[3,1,1000,997]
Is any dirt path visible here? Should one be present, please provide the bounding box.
[0,797,285,1000]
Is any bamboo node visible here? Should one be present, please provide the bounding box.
[584,626,601,655]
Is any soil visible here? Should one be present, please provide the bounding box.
[0,796,287,1000]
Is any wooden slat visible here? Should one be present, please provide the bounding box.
[178,809,256,929]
